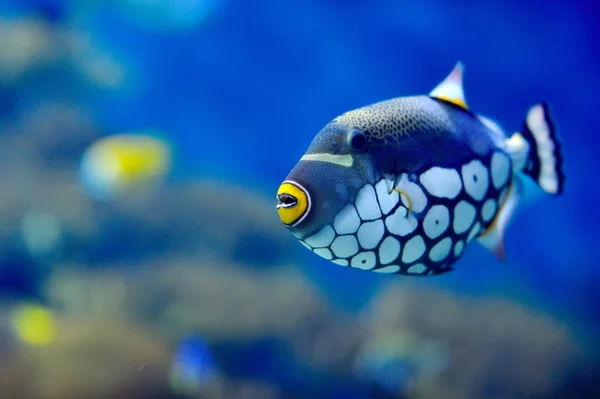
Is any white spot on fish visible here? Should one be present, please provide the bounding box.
[429,237,452,262]
[499,186,509,206]
[419,167,462,199]
[333,204,361,235]
[401,235,426,263]
[406,263,427,275]
[355,184,382,221]
[331,235,359,258]
[313,247,333,260]
[467,222,482,242]
[491,152,510,189]
[423,205,450,239]
[462,160,489,201]
[453,200,476,234]
[375,179,399,215]
[395,174,427,213]
[374,265,400,274]
[481,198,497,222]
[454,240,464,257]
[385,206,418,236]
[378,236,401,265]
[357,219,384,250]
[351,251,377,270]
[332,259,348,266]
[304,225,335,248]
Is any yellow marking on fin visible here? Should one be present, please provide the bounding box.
[392,188,412,217]
[438,95,468,110]
[429,62,469,110]
[300,153,353,167]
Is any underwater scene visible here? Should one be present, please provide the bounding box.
[0,0,598,398]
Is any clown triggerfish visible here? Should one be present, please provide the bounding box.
[276,62,565,276]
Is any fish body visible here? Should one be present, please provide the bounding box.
[79,133,172,200]
[169,335,216,394]
[276,63,565,276]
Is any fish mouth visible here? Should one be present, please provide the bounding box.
[276,180,311,227]
[276,193,298,209]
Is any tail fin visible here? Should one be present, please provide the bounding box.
[518,103,565,195]
[477,104,564,262]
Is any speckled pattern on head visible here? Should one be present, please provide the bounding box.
[327,95,503,177]
[334,96,453,142]
[276,62,566,276]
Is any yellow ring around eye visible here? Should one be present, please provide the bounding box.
[276,180,311,227]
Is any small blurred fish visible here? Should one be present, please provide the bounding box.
[79,133,172,200]
[169,334,217,395]
[276,62,565,276]
[9,303,57,346]
[354,331,448,394]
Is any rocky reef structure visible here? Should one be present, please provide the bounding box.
[0,258,579,399]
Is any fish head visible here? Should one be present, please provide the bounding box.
[276,120,378,256]
[275,107,455,275]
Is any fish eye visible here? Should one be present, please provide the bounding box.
[348,129,368,152]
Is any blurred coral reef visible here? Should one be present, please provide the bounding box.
[0,262,589,398]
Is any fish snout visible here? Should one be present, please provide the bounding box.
[276,181,311,227]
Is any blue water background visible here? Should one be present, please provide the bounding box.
[0,0,599,396]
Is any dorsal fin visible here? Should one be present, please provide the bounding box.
[477,114,506,139]
[429,62,469,110]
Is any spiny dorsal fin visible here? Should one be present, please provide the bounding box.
[429,62,469,110]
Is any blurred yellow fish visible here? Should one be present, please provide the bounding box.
[10,304,57,346]
[79,133,172,199]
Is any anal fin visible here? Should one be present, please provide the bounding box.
[476,179,521,262]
